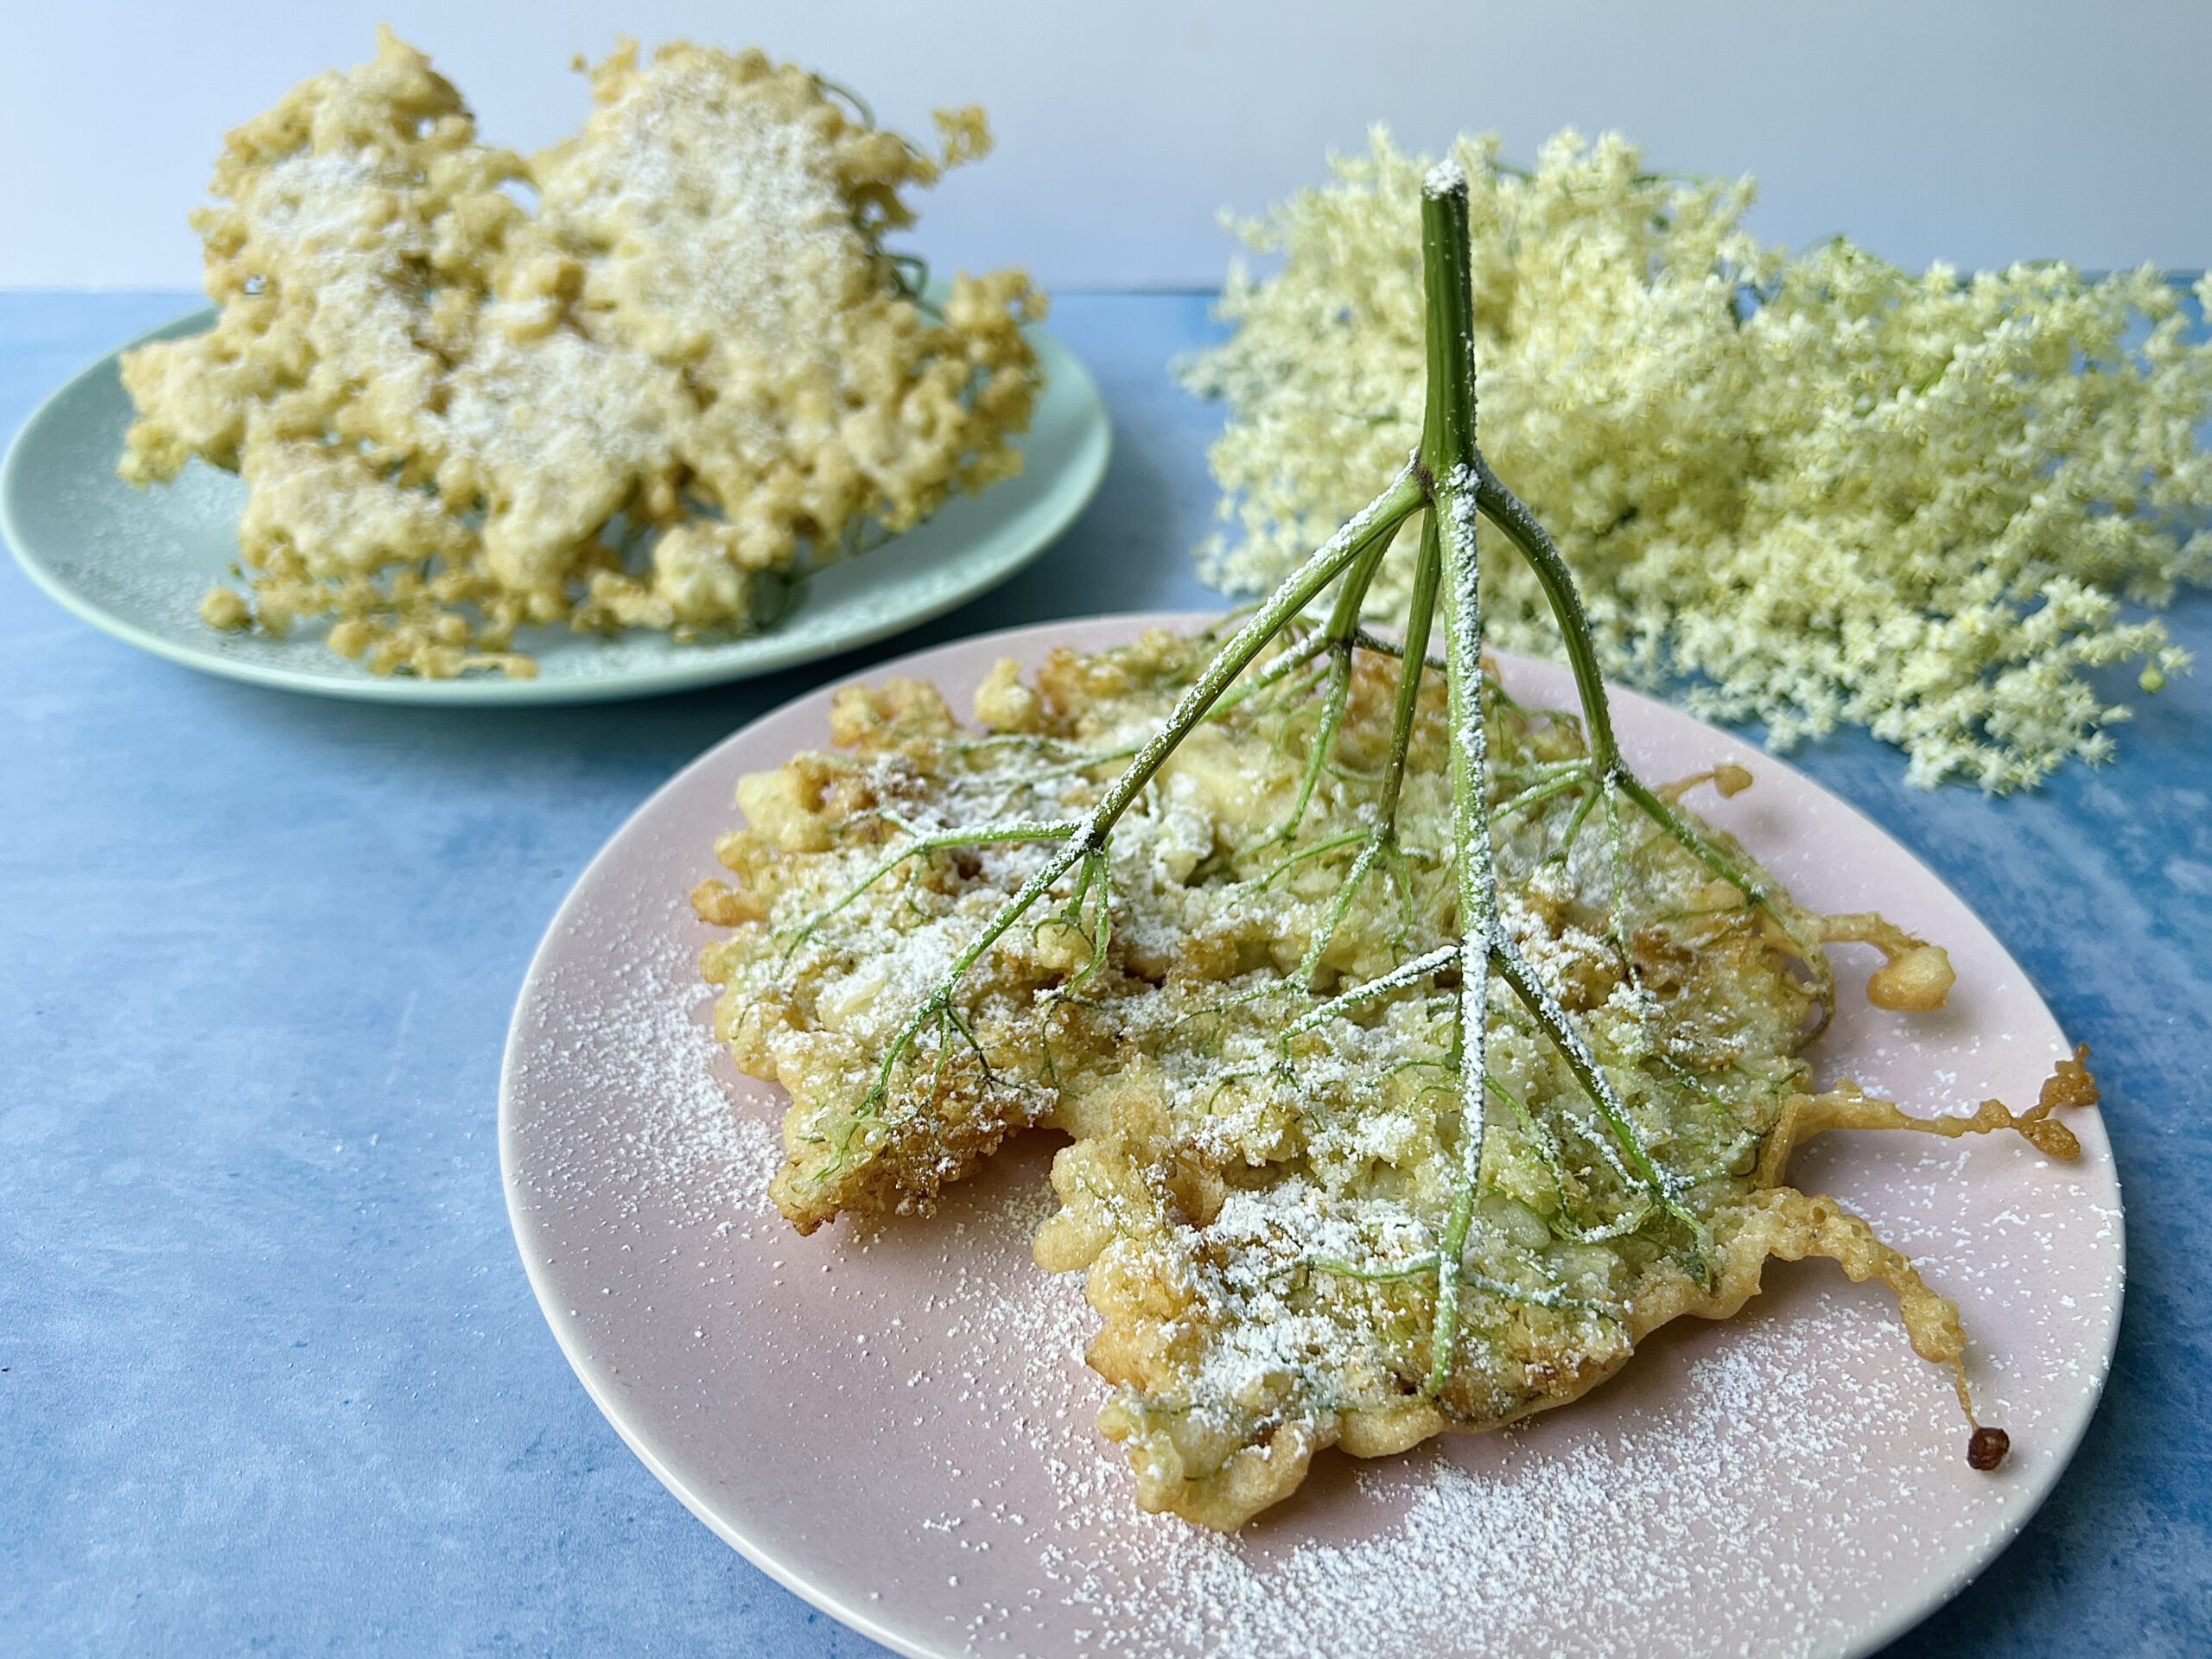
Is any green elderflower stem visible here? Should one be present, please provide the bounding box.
[1255,513,1403,855]
[779,818,1080,965]
[1422,165,1721,1394]
[1295,510,1446,984]
[1471,461,1835,1023]
[1421,164,1499,1399]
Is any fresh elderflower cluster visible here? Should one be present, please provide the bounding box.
[1183,128,2212,791]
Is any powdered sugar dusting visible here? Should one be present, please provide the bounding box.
[511,894,782,1230]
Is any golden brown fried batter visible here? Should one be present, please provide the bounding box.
[121,29,1043,677]
[694,628,2094,1527]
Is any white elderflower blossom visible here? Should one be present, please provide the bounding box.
[1183,128,2212,791]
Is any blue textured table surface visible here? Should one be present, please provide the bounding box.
[3,291,2208,1658]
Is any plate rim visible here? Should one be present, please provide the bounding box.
[1,306,1113,707]
[499,610,2126,1659]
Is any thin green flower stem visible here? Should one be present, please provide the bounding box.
[1552,1207,1659,1245]
[1312,1255,1440,1283]
[1680,1133,1762,1187]
[1421,164,1499,1400]
[1210,623,1338,714]
[1615,770,1836,1030]
[1283,944,1460,1043]
[1284,653,1355,830]
[1382,840,1420,948]
[1296,832,1389,985]
[1495,764,1593,823]
[1478,1071,1663,1256]
[1026,637,1330,790]
[1076,850,1115,988]
[1469,464,1620,766]
[1601,785,1650,1000]
[1495,757,1589,784]
[1271,536,1396,844]
[1256,556,1386,854]
[1460,1272,1612,1315]
[1489,1066,1669,1246]
[1490,937,1713,1271]
[1558,783,1601,858]
[1653,1050,1753,1125]
[1013,464,1420,860]
[1244,500,1417,858]
[1295,512,1446,984]
[942,1001,993,1076]
[1375,515,1443,829]
[1311,1255,1610,1316]
[1256,831,1368,891]
[1029,741,1143,784]
[1484,1067,1569,1192]
[1471,460,1834,1024]
[1347,629,1448,671]
[1560,1108,1640,1192]
[1248,665,1334,730]
[779,819,1079,964]
[1328,532,1395,640]
[1035,865,1090,963]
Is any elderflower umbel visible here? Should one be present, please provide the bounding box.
[1183,129,2212,790]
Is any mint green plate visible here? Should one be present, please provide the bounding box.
[1,308,1109,703]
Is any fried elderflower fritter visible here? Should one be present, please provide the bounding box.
[119,29,1041,678]
[694,627,2092,1528]
[690,172,2097,1529]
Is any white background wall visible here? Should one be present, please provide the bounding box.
[5,0,2206,291]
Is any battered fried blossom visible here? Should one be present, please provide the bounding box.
[119,30,1039,677]
[691,172,2100,1529]
[694,630,2091,1528]
[1184,129,2212,791]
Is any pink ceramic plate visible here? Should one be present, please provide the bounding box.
[500,614,2122,1659]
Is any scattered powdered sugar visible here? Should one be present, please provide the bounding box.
[1005,1309,1951,1659]
[511,893,782,1230]
[764,1129,2065,1659]
[881,1147,2082,1659]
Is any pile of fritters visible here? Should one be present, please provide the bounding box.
[692,629,2090,1528]
[120,30,1041,677]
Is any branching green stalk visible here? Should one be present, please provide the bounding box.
[1417,168,1714,1388]
[811,164,1809,1402]
[1295,512,1445,984]
[1420,166,1497,1398]
[1471,461,1835,1025]
[1283,944,1460,1045]
[1347,628,1448,671]
[1312,1253,1611,1316]
[1255,518,1402,853]
[1491,938,1712,1266]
